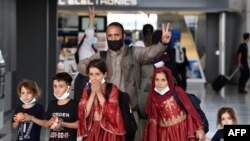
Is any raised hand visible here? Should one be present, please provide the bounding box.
[88,6,95,19]
[161,23,172,44]
[88,6,95,29]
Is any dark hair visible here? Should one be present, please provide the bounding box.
[142,24,154,36]
[107,22,125,34]
[243,33,250,40]
[52,72,72,86]
[142,24,154,47]
[86,59,107,75]
[17,79,41,98]
[152,30,162,45]
[216,107,237,128]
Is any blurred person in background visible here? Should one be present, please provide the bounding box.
[134,24,154,47]
[237,32,250,94]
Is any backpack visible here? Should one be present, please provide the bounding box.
[87,83,137,141]
[173,91,209,133]
[73,73,89,104]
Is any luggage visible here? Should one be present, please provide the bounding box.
[212,68,239,93]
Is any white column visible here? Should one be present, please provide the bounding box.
[246,0,250,32]
[219,12,226,97]
[219,12,226,75]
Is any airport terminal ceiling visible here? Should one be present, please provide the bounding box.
[58,9,167,16]
[58,9,205,16]
[56,0,233,17]
[57,0,231,13]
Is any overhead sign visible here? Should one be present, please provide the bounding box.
[58,0,137,6]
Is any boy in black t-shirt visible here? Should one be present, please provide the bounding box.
[26,72,78,141]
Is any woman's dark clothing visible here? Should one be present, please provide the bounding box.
[238,42,250,93]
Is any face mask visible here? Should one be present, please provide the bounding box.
[54,86,70,100]
[20,97,36,104]
[90,37,98,45]
[89,78,105,84]
[154,86,170,95]
[107,39,124,51]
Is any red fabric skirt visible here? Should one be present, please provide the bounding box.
[82,121,125,141]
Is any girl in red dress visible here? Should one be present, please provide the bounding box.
[142,66,205,141]
[78,59,125,141]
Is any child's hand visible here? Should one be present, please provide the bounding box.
[13,115,18,122]
[50,116,63,131]
[14,112,25,122]
[53,118,63,131]
[196,128,206,141]
[50,116,58,129]
[24,113,33,121]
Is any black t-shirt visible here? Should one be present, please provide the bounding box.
[238,42,248,65]
[45,99,78,141]
[212,129,224,141]
[13,103,45,141]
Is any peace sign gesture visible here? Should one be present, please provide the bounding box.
[88,6,95,28]
[161,23,172,44]
[88,6,95,19]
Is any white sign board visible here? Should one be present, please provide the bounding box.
[58,0,137,6]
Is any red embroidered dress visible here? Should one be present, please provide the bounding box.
[78,83,125,141]
[142,67,203,141]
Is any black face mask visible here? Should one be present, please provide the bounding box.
[107,39,124,51]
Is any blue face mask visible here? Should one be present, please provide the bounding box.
[90,37,98,45]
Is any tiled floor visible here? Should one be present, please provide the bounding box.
[0,84,250,141]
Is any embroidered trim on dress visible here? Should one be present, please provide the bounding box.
[158,111,187,127]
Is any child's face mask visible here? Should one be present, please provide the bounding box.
[154,86,170,95]
[54,86,70,100]
[20,97,36,104]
